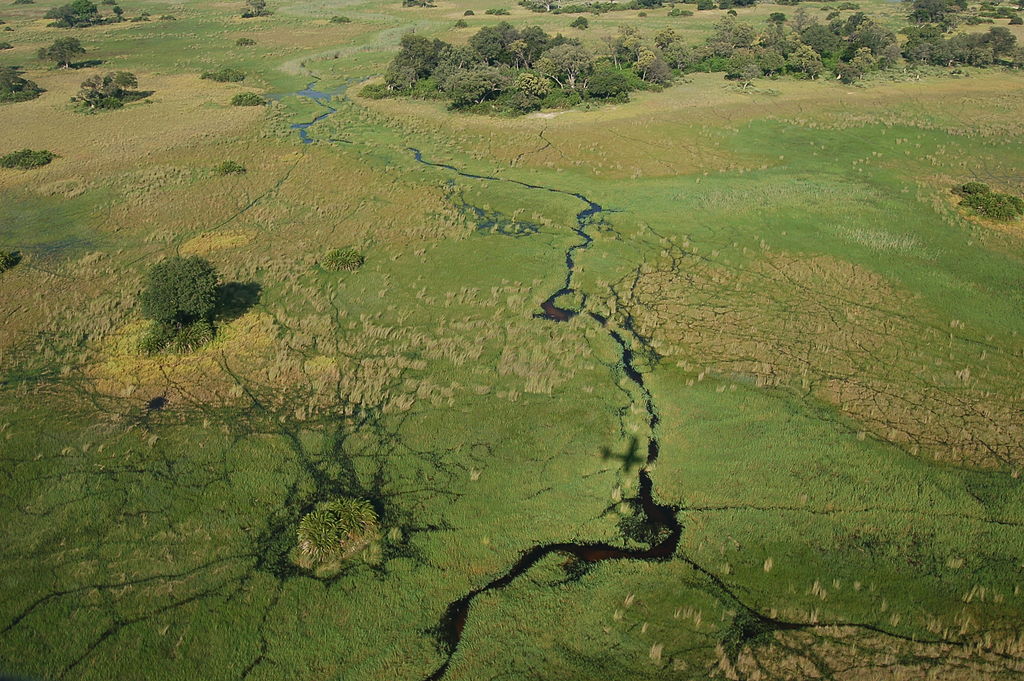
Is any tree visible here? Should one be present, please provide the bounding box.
[241,0,270,18]
[537,43,594,90]
[586,67,630,99]
[0,66,43,103]
[139,256,219,326]
[654,28,677,49]
[800,24,842,58]
[38,37,85,68]
[441,66,511,106]
[512,71,550,98]
[44,0,101,27]
[787,43,824,77]
[78,71,138,108]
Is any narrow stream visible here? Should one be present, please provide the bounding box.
[280,80,681,680]
[404,150,679,680]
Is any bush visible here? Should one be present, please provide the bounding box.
[169,320,215,353]
[0,42,11,50]
[668,7,693,15]
[360,82,388,99]
[455,18,468,26]
[570,15,588,27]
[957,181,991,196]
[158,14,175,20]
[464,8,474,14]
[321,247,365,271]
[484,7,510,14]
[236,37,256,45]
[137,321,176,354]
[586,67,631,99]
[214,160,246,175]
[1010,15,1022,24]
[0,149,55,169]
[0,250,20,273]
[201,68,246,82]
[296,498,379,566]
[230,91,263,106]
[13,0,35,4]
[329,14,351,22]
[139,255,219,326]
[962,192,1024,220]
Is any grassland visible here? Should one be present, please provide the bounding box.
[1,0,1023,678]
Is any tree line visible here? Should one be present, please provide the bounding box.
[369,3,1021,115]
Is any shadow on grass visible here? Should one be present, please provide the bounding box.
[215,281,262,322]
[68,59,104,69]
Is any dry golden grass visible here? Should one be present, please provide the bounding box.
[725,626,1024,681]
[612,247,1024,469]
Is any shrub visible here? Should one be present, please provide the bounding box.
[586,67,630,99]
[0,149,55,169]
[137,321,176,354]
[296,498,379,566]
[463,8,474,14]
[638,10,647,16]
[1008,15,1022,25]
[668,7,692,15]
[214,160,246,175]
[201,68,246,82]
[0,250,20,273]
[230,91,263,106]
[321,247,365,271]
[484,7,510,14]
[329,14,351,22]
[169,320,215,353]
[962,192,1024,220]
[158,14,175,20]
[0,42,11,50]
[236,37,256,45]
[139,255,219,326]
[455,18,468,27]
[957,181,991,196]
[570,15,588,27]
[360,82,388,99]
[13,0,35,4]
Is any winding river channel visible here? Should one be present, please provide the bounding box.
[288,79,683,680]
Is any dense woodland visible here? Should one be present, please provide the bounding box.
[369,0,1023,113]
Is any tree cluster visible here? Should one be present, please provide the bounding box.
[902,24,1019,66]
[368,24,665,113]
[44,0,125,27]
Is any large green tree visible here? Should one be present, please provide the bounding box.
[139,256,219,326]
[38,37,85,68]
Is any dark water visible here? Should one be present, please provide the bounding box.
[276,82,682,679]
[407,149,678,681]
